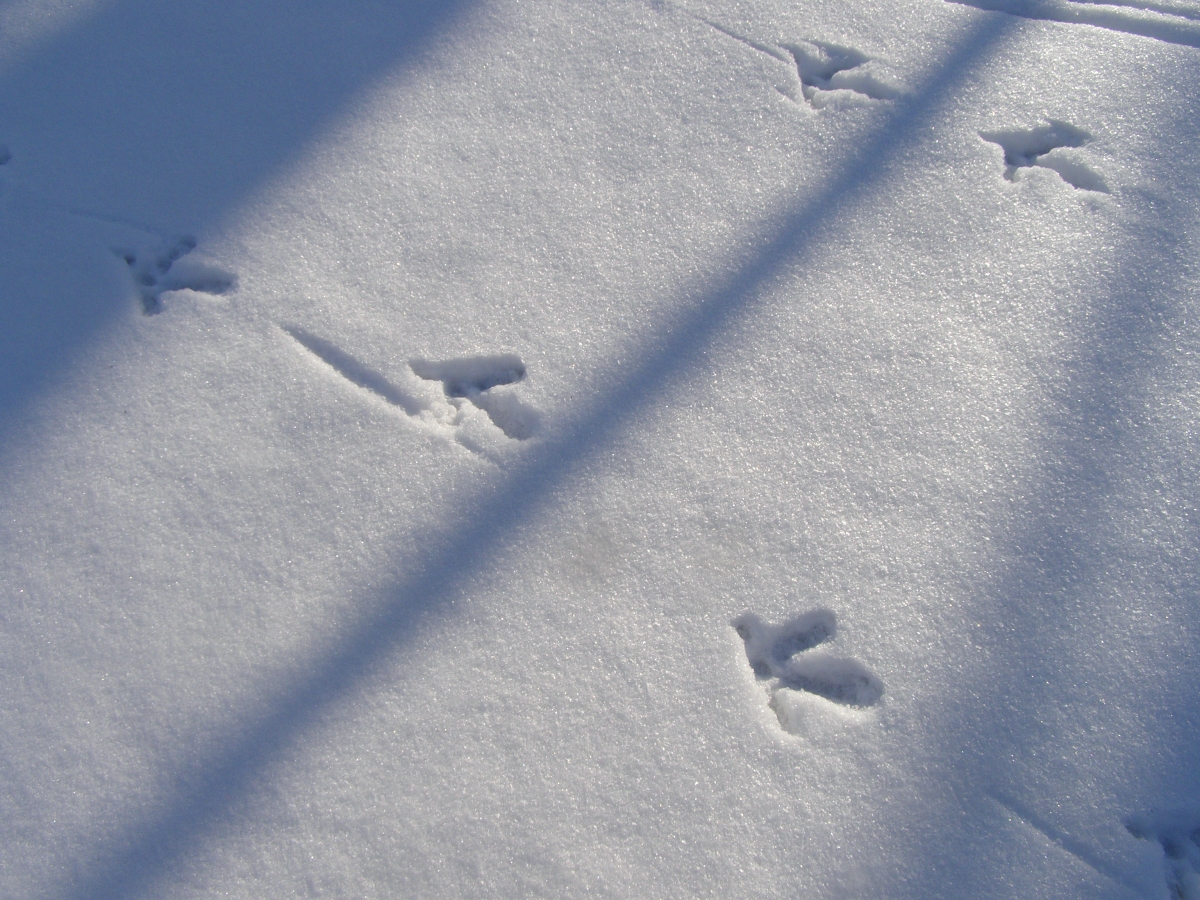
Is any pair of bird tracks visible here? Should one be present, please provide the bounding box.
[1,143,536,462]
[682,8,1110,192]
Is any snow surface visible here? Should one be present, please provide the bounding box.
[1,0,1199,898]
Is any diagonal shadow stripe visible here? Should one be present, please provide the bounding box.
[943,199,1200,897]
[43,13,1018,900]
[874,53,1200,889]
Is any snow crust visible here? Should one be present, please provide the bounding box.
[1,0,1199,898]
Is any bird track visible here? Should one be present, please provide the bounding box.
[1127,808,1200,900]
[665,5,903,109]
[115,234,236,314]
[733,609,883,735]
[284,326,539,457]
[980,120,1108,191]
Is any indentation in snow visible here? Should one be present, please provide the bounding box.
[411,355,539,441]
[115,235,236,314]
[980,120,1107,191]
[285,330,539,454]
[734,610,883,734]
[689,14,904,109]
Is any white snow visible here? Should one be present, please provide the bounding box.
[1,0,1199,898]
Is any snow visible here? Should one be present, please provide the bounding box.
[1,0,1198,898]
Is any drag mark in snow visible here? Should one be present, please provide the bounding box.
[987,791,1140,892]
[947,0,1200,48]
[980,120,1108,191]
[733,610,882,733]
[692,15,903,108]
[1127,808,1200,899]
[284,326,425,415]
[115,235,237,314]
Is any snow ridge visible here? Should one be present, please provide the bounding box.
[947,0,1200,48]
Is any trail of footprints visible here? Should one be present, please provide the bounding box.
[0,0,1150,739]
[1,17,1192,896]
[285,326,539,457]
[734,609,883,735]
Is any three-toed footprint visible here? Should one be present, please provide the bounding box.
[980,120,1108,192]
[734,609,882,734]
[688,14,904,109]
[116,235,236,314]
[284,326,540,459]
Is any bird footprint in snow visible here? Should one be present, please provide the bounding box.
[980,120,1108,192]
[285,326,539,458]
[116,235,236,314]
[0,146,234,312]
[410,354,539,441]
[697,16,903,108]
[734,609,883,734]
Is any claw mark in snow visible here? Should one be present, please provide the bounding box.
[734,610,882,734]
[947,0,1200,49]
[1127,808,1200,900]
[980,120,1108,191]
[694,16,902,108]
